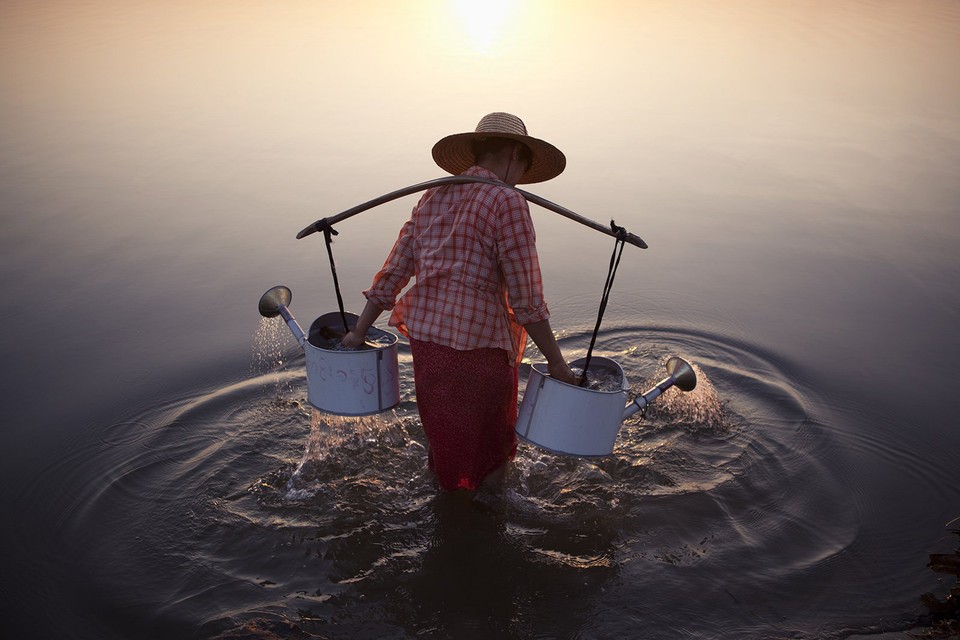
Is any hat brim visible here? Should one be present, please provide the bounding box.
[431,132,566,184]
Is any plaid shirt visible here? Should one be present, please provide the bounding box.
[364,165,550,365]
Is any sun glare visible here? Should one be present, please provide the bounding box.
[452,0,517,54]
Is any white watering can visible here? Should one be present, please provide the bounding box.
[258,286,696,454]
[515,355,697,457]
[286,175,674,454]
[258,285,400,416]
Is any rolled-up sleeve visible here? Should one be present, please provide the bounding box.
[364,217,416,310]
[496,191,550,325]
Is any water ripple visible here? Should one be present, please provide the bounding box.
[16,323,884,639]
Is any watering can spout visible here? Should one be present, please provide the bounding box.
[258,285,306,347]
[621,356,697,421]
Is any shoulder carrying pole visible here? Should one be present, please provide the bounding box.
[296,176,648,250]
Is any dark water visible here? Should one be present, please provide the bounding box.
[2,1,959,638]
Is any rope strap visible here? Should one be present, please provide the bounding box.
[317,218,350,334]
[579,221,627,386]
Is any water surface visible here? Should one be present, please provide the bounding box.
[1,1,959,638]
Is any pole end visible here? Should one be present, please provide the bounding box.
[627,232,648,249]
[296,222,319,239]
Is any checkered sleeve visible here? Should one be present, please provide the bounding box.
[363,217,415,311]
[496,190,550,325]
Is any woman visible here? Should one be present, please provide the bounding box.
[343,112,575,491]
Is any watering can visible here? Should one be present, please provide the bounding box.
[258,285,400,416]
[515,355,697,457]
[258,285,696,450]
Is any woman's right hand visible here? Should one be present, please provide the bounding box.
[524,319,579,385]
[548,359,578,385]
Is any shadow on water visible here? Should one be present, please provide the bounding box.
[234,406,621,640]
[16,319,881,639]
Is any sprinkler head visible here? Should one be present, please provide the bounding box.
[666,356,697,392]
[258,285,292,318]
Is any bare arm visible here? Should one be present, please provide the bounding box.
[345,216,415,349]
[341,298,386,348]
[524,319,577,384]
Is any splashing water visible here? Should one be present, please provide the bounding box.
[639,360,727,431]
[251,317,296,400]
[251,317,286,372]
[284,409,430,502]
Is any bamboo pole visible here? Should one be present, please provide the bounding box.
[296,176,648,249]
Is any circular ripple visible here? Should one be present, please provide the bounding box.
[24,324,866,639]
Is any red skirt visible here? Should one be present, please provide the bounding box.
[410,339,519,491]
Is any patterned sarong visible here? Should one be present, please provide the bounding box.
[410,339,518,491]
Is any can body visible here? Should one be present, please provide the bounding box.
[515,356,629,457]
[304,312,400,416]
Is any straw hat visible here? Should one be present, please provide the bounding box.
[431,112,566,184]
